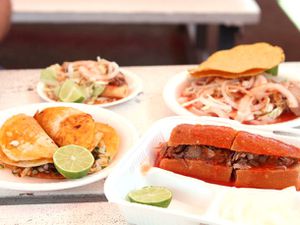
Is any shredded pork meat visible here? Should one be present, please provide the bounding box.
[158,143,298,172]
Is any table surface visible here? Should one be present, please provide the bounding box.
[12,0,260,25]
[1,63,300,224]
[0,65,191,224]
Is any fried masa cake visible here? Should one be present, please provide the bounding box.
[0,107,120,178]
[34,107,102,151]
[0,114,61,178]
[0,114,57,162]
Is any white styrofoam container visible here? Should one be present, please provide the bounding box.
[104,116,300,225]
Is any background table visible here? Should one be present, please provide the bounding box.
[2,63,299,224]
[12,0,259,25]
[11,0,260,53]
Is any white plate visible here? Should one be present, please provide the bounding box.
[163,63,300,128]
[0,102,138,191]
[37,69,143,107]
[104,116,300,225]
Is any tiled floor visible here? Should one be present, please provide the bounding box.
[0,0,299,69]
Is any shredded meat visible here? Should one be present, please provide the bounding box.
[11,163,59,177]
[231,152,298,169]
[161,144,231,166]
[159,144,298,169]
[108,73,127,86]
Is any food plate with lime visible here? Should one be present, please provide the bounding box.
[0,102,138,191]
[36,58,143,107]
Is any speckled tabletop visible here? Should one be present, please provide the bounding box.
[0,65,192,224]
[0,202,128,225]
[1,63,300,224]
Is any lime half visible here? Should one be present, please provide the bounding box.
[40,67,58,85]
[58,79,85,103]
[53,145,95,179]
[127,186,172,208]
[266,65,278,76]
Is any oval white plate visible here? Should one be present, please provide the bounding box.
[163,63,300,129]
[0,102,139,191]
[37,69,143,107]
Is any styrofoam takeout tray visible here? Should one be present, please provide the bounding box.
[104,116,300,225]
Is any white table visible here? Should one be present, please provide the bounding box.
[11,0,260,52]
[3,63,299,224]
[12,0,260,25]
[0,65,189,224]
[0,65,189,205]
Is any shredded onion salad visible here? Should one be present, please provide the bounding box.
[41,57,128,105]
[66,57,120,82]
[178,73,300,124]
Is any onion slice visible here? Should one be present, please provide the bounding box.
[251,83,298,109]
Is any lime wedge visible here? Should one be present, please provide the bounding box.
[58,79,85,103]
[127,186,172,208]
[54,85,61,97]
[53,145,95,179]
[266,65,278,76]
[79,85,93,100]
[40,67,58,85]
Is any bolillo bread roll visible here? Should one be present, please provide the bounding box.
[156,124,300,190]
